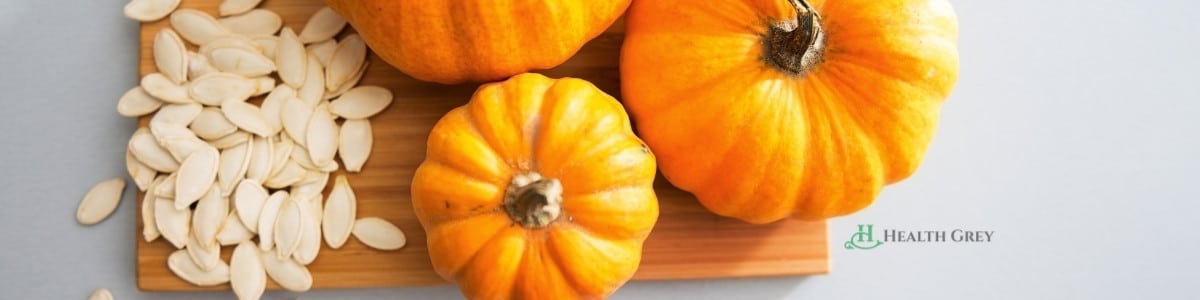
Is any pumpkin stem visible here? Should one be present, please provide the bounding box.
[764,0,826,76]
[503,173,563,228]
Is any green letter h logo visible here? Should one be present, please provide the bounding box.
[844,224,883,250]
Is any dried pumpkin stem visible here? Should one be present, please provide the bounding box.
[764,0,826,76]
[503,173,563,228]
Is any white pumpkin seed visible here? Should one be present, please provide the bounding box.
[117,86,163,117]
[192,186,226,248]
[318,159,339,173]
[323,175,356,249]
[306,106,338,167]
[297,54,325,105]
[217,211,255,245]
[339,119,373,172]
[252,76,275,96]
[281,98,313,147]
[298,7,347,44]
[125,149,157,191]
[261,85,295,131]
[325,61,368,100]
[124,0,180,22]
[251,35,280,60]
[293,196,322,265]
[326,34,366,91]
[306,39,337,67]
[187,51,218,79]
[274,196,304,258]
[154,172,177,199]
[218,9,281,36]
[154,28,189,84]
[266,135,296,178]
[152,124,209,162]
[208,48,276,77]
[140,73,192,104]
[198,35,262,58]
[88,288,114,300]
[330,86,392,120]
[352,217,407,251]
[185,231,221,271]
[174,145,219,209]
[264,160,305,189]
[230,241,266,300]
[289,171,328,200]
[155,198,190,248]
[76,178,125,225]
[170,9,231,46]
[233,179,268,233]
[290,146,319,170]
[222,99,276,137]
[167,249,229,286]
[276,28,307,88]
[260,247,313,292]
[258,190,288,251]
[129,128,180,173]
[245,136,273,181]
[218,0,262,16]
[141,176,165,242]
[150,103,203,126]
[189,72,257,105]
[217,140,252,196]
[189,107,238,141]
[208,130,250,148]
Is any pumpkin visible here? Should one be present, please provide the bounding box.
[411,73,659,299]
[325,0,631,84]
[620,0,959,223]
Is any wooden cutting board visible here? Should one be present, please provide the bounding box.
[135,0,828,291]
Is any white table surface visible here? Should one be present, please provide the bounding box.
[2,0,1198,299]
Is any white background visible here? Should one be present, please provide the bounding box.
[2,0,1198,299]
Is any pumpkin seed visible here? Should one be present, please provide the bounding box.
[305,105,338,167]
[261,85,294,131]
[323,175,356,249]
[325,61,368,100]
[88,288,114,300]
[330,86,392,119]
[298,7,346,44]
[217,140,252,196]
[129,128,180,173]
[124,0,180,22]
[153,124,209,162]
[258,190,288,251]
[155,198,190,248]
[297,54,325,106]
[142,176,165,242]
[339,119,372,172]
[293,196,322,265]
[170,9,230,46]
[141,73,192,104]
[186,231,221,271]
[250,35,279,59]
[192,186,226,248]
[245,136,273,182]
[190,107,239,141]
[252,76,275,96]
[154,28,189,84]
[189,72,258,105]
[218,0,262,17]
[318,159,339,173]
[150,103,203,126]
[125,149,157,192]
[198,35,262,58]
[208,130,250,148]
[266,135,296,178]
[351,217,406,251]
[230,241,266,300]
[306,39,337,67]
[233,179,268,233]
[218,9,281,36]
[325,34,365,91]
[167,249,229,286]
[76,178,125,225]
[222,99,276,137]
[281,98,313,147]
[174,145,219,209]
[208,48,276,77]
[264,160,305,189]
[289,171,328,201]
[187,51,217,79]
[260,247,312,292]
[289,146,318,170]
[117,86,163,117]
[276,28,306,88]
[154,172,177,199]
[217,211,254,245]
[274,196,304,258]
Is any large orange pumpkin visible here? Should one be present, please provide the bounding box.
[326,0,631,84]
[620,0,959,223]
[411,73,659,299]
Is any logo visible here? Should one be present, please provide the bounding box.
[844,224,883,250]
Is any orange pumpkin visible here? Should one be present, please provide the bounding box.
[326,0,631,84]
[620,0,959,223]
[411,73,659,299]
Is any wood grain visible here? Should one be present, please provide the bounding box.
[135,0,828,292]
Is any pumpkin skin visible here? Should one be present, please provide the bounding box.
[620,0,959,223]
[411,73,659,299]
[325,0,631,84]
